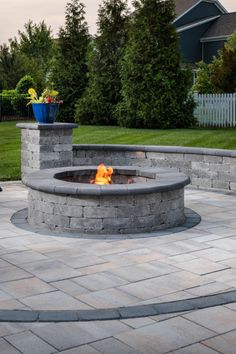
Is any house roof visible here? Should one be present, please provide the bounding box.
[175,0,199,17]
[174,0,227,18]
[202,12,236,39]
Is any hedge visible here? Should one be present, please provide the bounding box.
[0,91,33,118]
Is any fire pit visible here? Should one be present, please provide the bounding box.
[23,166,190,235]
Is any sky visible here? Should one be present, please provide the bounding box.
[0,0,236,45]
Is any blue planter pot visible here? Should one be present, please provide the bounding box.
[32,103,59,124]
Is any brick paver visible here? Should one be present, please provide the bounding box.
[0,182,236,353]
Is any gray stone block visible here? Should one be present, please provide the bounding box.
[39,152,60,161]
[40,160,60,169]
[192,161,210,171]
[184,154,204,162]
[39,311,78,322]
[34,201,54,215]
[78,309,120,321]
[165,153,184,161]
[54,144,72,152]
[204,155,223,163]
[218,290,236,303]
[146,152,166,160]
[118,305,157,318]
[186,294,225,309]
[70,218,103,231]
[44,214,70,229]
[154,301,194,314]
[59,151,73,161]
[191,178,212,188]
[102,217,131,230]
[210,163,230,172]
[0,310,39,322]
[100,195,133,206]
[230,182,236,191]
[212,180,230,190]
[125,151,146,159]
[54,204,83,218]
[66,195,100,207]
[39,145,55,153]
[60,135,72,144]
[39,136,60,145]
[84,206,117,218]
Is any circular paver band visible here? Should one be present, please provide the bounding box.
[0,291,235,322]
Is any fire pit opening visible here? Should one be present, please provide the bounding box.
[54,164,153,185]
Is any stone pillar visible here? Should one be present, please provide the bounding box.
[16,123,78,179]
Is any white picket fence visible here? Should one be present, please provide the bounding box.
[194,93,236,127]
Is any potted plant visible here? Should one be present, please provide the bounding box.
[27,88,63,124]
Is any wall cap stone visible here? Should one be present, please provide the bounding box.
[73,144,236,158]
[17,123,78,130]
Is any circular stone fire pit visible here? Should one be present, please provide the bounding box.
[23,166,190,235]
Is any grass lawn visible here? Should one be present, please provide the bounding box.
[0,121,236,181]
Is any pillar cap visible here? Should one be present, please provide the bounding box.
[16,123,78,130]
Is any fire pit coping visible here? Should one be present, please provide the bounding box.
[23,166,190,196]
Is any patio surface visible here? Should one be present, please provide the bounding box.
[0,182,236,353]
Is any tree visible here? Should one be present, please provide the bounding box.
[193,31,236,93]
[75,0,129,125]
[0,21,55,91]
[0,42,24,90]
[52,0,90,122]
[116,0,195,128]
[17,21,55,90]
[192,60,220,94]
[211,47,236,93]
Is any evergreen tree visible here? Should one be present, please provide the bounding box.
[0,42,24,89]
[116,0,195,128]
[52,0,90,122]
[75,0,129,125]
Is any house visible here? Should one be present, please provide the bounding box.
[174,0,236,64]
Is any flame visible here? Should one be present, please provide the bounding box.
[90,164,113,185]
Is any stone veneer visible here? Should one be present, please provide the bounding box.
[24,166,190,234]
[17,123,77,178]
[73,145,236,191]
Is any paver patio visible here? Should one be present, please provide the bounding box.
[0,182,236,353]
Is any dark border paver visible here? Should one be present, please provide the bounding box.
[0,291,235,323]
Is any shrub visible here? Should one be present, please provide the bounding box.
[15,75,36,94]
[193,31,236,94]
[0,91,32,117]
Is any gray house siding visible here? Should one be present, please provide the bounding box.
[179,22,214,63]
[175,2,222,27]
[202,40,226,62]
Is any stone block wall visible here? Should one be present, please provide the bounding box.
[17,123,77,178]
[28,187,185,234]
[73,145,236,192]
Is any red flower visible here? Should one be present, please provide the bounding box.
[46,96,53,103]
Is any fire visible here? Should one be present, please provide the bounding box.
[90,163,113,185]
